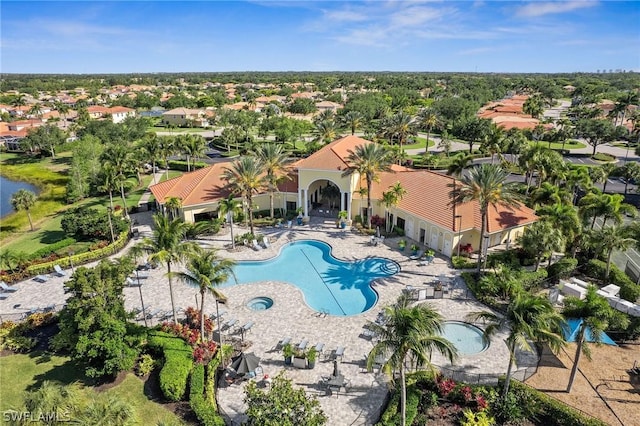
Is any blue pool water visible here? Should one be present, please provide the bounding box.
[440,321,489,355]
[224,240,400,316]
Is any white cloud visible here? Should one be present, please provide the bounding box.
[389,6,447,27]
[515,1,598,18]
[323,9,369,23]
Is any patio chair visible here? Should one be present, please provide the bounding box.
[262,238,271,249]
[297,339,309,351]
[315,342,325,354]
[0,293,7,300]
[223,318,238,331]
[0,281,18,293]
[241,321,255,333]
[125,277,141,287]
[53,264,66,277]
[362,329,376,340]
[211,309,227,319]
[33,275,48,283]
[133,272,149,279]
[251,240,262,251]
[334,346,346,360]
[275,336,292,350]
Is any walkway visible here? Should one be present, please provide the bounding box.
[0,216,532,425]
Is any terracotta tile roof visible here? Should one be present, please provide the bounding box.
[108,106,135,113]
[295,135,373,171]
[150,163,232,207]
[371,169,537,233]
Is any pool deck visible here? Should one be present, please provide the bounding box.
[0,214,536,426]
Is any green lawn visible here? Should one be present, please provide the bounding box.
[532,140,587,150]
[0,353,183,425]
[403,137,435,150]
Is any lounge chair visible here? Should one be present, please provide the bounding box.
[53,264,66,277]
[33,275,48,283]
[223,318,238,330]
[133,272,149,279]
[241,321,255,333]
[0,293,8,300]
[409,250,424,260]
[251,240,262,251]
[211,309,227,319]
[276,336,292,350]
[0,281,18,293]
[362,329,376,340]
[334,346,346,360]
[417,255,434,266]
[315,342,325,354]
[125,277,141,287]
[262,238,271,249]
[297,339,308,351]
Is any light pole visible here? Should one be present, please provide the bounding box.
[215,298,224,366]
[483,235,490,271]
[455,215,462,258]
[68,250,75,273]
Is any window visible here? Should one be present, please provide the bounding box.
[396,217,405,230]
[286,201,297,211]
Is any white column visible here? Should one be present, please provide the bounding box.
[303,189,309,217]
[340,192,345,212]
[346,192,352,218]
[298,189,302,210]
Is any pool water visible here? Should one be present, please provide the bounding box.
[246,297,274,311]
[224,240,399,316]
[440,321,489,355]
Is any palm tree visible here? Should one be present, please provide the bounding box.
[341,110,363,135]
[379,182,406,234]
[536,203,582,254]
[467,293,565,398]
[389,112,416,162]
[416,108,440,154]
[313,120,338,144]
[344,143,393,229]
[158,136,175,180]
[446,153,472,177]
[366,295,457,426]
[164,196,182,220]
[141,133,162,184]
[482,124,505,164]
[519,220,565,271]
[10,189,37,231]
[599,163,616,193]
[179,134,207,172]
[562,286,617,392]
[530,182,571,209]
[565,167,592,203]
[218,195,242,250]
[137,214,196,323]
[102,143,135,217]
[54,101,70,129]
[591,224,636,282]
[449,164,522,274]
[222,156,265,236]
[172,247,235,340]
[254,143,289,218]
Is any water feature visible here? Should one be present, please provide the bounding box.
[0,175,39,218]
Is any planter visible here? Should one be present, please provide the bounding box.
[307,359,316,369]
[297,217,303,226]
[284,356,292,366]
[340,221,346,229]
[292,356,307,369]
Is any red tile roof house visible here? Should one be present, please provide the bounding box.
[150,135,537,257]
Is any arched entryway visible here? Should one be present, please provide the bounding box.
[299,178,353,218]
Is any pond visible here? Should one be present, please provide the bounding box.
[0,175,39,218]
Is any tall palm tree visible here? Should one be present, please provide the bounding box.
[254,143,289,218]
[218,195,242,249]
[179,134,207,172]
[137,214,196,323]
[599,163,616,193]
[140,133,162,184]
[529,182,571,209]
[467,293,565,398]
[158,136,175,180]
[98,163,120,212]
[562,285,618,392]
[565,167,592,203]
[102,143,135,217]
[341,110,363,135]
[366,295,457,426]
[416,108,440,154]
[222,156,265,236]
[379,182,407,233]
[482,124,505,164]
[10,189,37,231]
[164,196,182,220]
[389,112,416,162]
[536,203,582,253]
[344,143,393,229]
[172,247,235,340]
[449,164,522,274]
[591,224,636,282]
[313,120,338,144]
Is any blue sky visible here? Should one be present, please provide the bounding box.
[2,1,639,73]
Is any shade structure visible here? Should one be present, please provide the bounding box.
[562,318,617,346]
[230,352,261,375]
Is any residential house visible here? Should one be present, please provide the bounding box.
[162,107,208,127]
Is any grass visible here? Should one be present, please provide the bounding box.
[0,353,183,425]
[150,126,208,133]
[403,137,435,150]
[532,140,587,150]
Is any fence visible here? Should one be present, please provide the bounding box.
[433,364,539,386]
[0,303,63,323]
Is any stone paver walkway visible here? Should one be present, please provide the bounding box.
[0,215,536,425]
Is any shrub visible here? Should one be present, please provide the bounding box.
[377,384,421,426]
[136,354,157,376]
[519,269,549,292]
[29,238,77,260]
[461,409,495,426]
[0,321,35,352]
[547,257,578,284]
[452,256,477,269]
[583,259,640,302]
[167,160,207,171]
[189,363,224,425]
[148,331,194,402]
[487,250,521,269]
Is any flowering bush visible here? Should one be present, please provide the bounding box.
[437,378,456,397]
[192,340,217,364]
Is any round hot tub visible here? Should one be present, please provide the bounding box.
[246,296,274,311]
[440,321,489,355]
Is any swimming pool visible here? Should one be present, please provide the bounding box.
[223,240,400,316]
[440,321,489,355]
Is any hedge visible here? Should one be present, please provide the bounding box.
[189,363,225,426]
[26,231,129,275]
[505,380,607,426]
[583,259,640,302]
[452,256,477,269]
[148,331,193,402]
[29,237,77,260]
[167,160,207,172]
[547,258,578,284]
[377,384,421,426]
